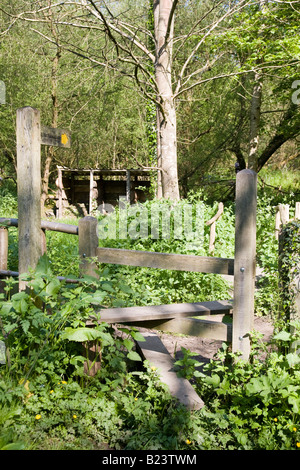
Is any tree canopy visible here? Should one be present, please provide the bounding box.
[0,0,299,201]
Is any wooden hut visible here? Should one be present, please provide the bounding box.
[55,167,152,218]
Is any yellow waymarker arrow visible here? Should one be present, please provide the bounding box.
[61,133,69,145]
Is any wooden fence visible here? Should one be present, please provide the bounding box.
[0,107,259,365]
[1,117,258,361]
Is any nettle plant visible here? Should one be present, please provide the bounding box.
[0,255,144,389]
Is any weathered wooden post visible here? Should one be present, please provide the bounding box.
[16,107,42,290]
[232,169,257,360]
[56,167,63,219]
[0,227,8,271]
[89,170,94,215]
[0,227,8,294]
[295,202,300,220]
[78,216,100,376]
[126,170,131,203]
[78,216,99,278]
[206,202,224,254]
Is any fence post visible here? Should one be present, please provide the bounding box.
[78,216,99,278]
[206,202,224,254]
[232,169,257,360]
[295,202,300,220]
[56,167,63,219]
[0,227,8,270]
[0,227,8,294]
[16,107,42,290]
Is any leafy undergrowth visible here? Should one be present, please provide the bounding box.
[0,257,300,450]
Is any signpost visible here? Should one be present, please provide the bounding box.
[41,126,71,148]
[16,107,71,289]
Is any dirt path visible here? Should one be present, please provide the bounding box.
[138,316,274,367]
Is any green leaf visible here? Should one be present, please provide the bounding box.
[90,290,107,304]
[101,282,115,293]
[205,374,221,387]
[46,279,61,296]
[123,338,134,351]
[127,351,142,361]
[119,283,134,294]
[36,254,53,275]
[1,442,26,450]
[130,331,146,342]
[273,331,291,342]
[21,319,30,334]
[286,353,300,367]
[61,327,113,345]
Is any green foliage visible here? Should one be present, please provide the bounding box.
[278,220,300,322]
[175,324,300,450]
[0,254,143,386]
[0,171,299,450]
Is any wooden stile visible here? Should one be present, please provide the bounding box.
[92,300,233,324]
[97,247,234,275]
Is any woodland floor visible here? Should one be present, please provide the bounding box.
[142,315,274,368]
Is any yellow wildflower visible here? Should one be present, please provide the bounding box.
[297,442,300,448]
[293,427,297,432]
[186,439,191,445]
[73,415,77,419]
[35,414,41,420]
[274,418,278,422]
[61,381,67,384]
[151,366,157,371]
[50,390,54,394]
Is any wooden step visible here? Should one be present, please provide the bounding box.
[135,331,204,410]
[93,300,232,324]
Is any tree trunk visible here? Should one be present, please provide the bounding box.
[41,5,61,216]
[41,46,60,216]
[154,0,180,200]
[248,71,263,171]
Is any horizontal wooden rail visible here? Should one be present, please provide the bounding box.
[0,217,78,235]
[89,300,233,324]
[0,269,81,283]
[97,247,234,275]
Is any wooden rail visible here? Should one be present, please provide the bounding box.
[0,218,78,235]
[97,247,234,275]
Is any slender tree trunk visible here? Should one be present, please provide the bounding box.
[41,47,60,215]
[41,4,61,216]
[154,0,180,200]
[248,71,262,171]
